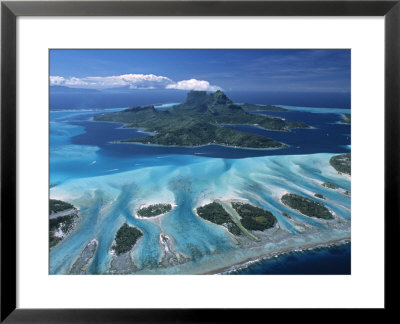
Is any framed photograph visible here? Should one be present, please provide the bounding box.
[48,47,352,276]
[1,0,398,321]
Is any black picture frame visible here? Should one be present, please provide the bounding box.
[1,0,399,322]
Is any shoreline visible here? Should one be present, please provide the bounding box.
[203,237,350,275]
[111,140,287,151]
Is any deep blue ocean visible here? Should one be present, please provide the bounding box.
[230,243,350,275]
[50,90,351,275]
[50,89,350,110]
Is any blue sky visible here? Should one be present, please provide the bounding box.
[50,49,350,93]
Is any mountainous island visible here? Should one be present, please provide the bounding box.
[94,90,309,149]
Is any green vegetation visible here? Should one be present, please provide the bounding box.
[50,235,62,248]
[124,120,284,148]
[322,182,339,189]
[282,212,291,219]
[330,153,351,175]
[196,202,241,235]
[137,203,172,217]
[197,201,277,237]
[344,190,351,196]
[287,121,310,129]
[49,213,77,248]
[94,90,309,149]
[49,199,75,213]
[112,223,143,255]
[281,193,333,220]
[314,193,325,199]
[232,202,277,231]
[49,234,62,248]
[340,113,351,124]
[49,199,78,248]
[241,103,287,112]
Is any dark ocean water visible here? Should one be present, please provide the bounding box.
[62,107,351,161]
[50,90,350,109]
[230,243,351,275]
[225,110,350,155]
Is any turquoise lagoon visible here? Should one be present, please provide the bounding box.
[50,108,351,274]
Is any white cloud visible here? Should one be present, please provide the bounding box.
[64,77,90,86]
[50,73,173,89]
[50,74,221,91]
[166,79,221,91]
[49,76,65,85]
